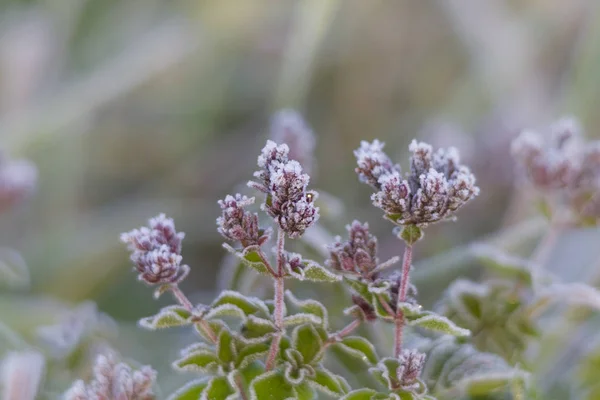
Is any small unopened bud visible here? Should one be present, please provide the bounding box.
[397,349,426,388]
[217,194,270,247]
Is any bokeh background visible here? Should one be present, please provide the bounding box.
[2,0,600,397]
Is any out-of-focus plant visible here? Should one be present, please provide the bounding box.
[107,110,554,400]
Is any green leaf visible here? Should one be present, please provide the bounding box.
[236,343,270,369]
[287,259,341,283]
[238,361,265,386]
[240,315,276,344]
[309,368,347,396]
[201,376,235,400]
[372,292,394,321]
[285,291,329,329]
[205,304,247,321]
[471,244,533,285]
[340,389,378,400]
[138,305,191,330]
[407,312,470,337]
[217,329,236,364]
[223,243,271,275]
[344,277,371,300]
[295,381,316,400]
[167,379,208,400]
[283,313,322,327]
[399,225,423,245]
[212,290,269,317]
[292,324,323,365]
[250,371,297,400]
[173,346,220,373]
[336,336,378,365]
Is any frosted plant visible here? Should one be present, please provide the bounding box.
[64,353,156,400]
[111,115,539,400]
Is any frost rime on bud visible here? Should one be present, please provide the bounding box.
[250,140,319,238]
[217,194,270,247]
[326,221,379,277]
[120,214,189,285]
[398,349,426,389]
[356,139,479,227]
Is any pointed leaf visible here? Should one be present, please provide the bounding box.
[309,368,347,396]
[285,291,329,329]
[283,313,322,327]
[293,324,323,365]
[250,371,296,400]
[336,336,378,365]
[139,305,191,330]
[167,379,208,400]
[407,312,470,337]
[240,315,276,344]
[201,376,235,400]
[288,259,341,282]
[344,277,371,300]
[212,290,269,317]
[217,329,236,364]
[236,343,270,369]
[223,244,271,276]
[173,348,220,373]
[204,304,247,321]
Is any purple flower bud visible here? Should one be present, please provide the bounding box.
[121,215,189,285]
[326,221,380,277]
[351,295,377,322]
[357,139,479,227]
[217,194,270,247]
[397,349,426,388]
[354,140,400,189]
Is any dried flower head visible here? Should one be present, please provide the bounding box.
[1,351,45,400]
[64,353,156,400]
[120,214,189,285]
[326,221,379,277]
[397,349,426,389]
[356,139,479,227]
[217,194,270,247]
[0,157,37,213]
[250,140,319,238]
[270,109,316,174]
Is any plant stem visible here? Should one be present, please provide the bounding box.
[235,375,249,400]
[266,228,286,371]
[170,285,217,344]
[394,244,413,358]
[256,249,277,277]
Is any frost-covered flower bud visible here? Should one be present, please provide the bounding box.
[250,140,320,238]
[354,140,400,189]
[217,194,270,247]
[0,158,37,214]
[351,295,377,322]
[326,221,379,277]
[121,215,189,285]
[65,353,156,400]
[273,192,319,239]
[385,271,418,312]
[270,109,316,174]
[397,349,426,388]
[359,139,479,227]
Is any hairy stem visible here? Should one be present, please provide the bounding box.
[331,319,361,342]
[256,249,277,277]
[266,228,286,371]
[394,244,413,358]
[170,285,217,343]
[235,375,249,400]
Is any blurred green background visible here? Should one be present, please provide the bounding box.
[2,0,600,395]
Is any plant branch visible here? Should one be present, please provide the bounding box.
[170,285,217,344]
[394,244,413,358]
[256,248,278,277]
[266,228,286,371]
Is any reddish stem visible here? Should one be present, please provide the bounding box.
[170,285,217,344]
[394,244,413,358]
[265,228,286,371]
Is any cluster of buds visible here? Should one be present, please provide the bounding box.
[270,109,316,174]
[385,271,419,313]
[511,117,600,222]
[249,140,319,238]
[326,221,379,277]
[120,214,189,285]
[355,139,479,228]
[0,155,37,214]
[217,194,270,247]
[65,353,156,400]
[397,349,426,390]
